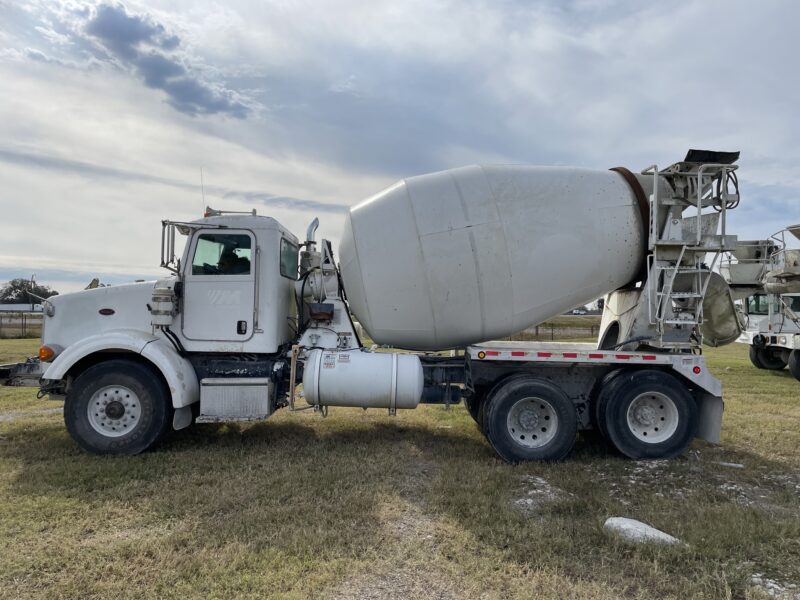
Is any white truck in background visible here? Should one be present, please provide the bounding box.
[722,226,800,378]
[1,150,747,462]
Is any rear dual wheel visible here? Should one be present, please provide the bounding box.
[483,376,577,463]
[594,370,697,459]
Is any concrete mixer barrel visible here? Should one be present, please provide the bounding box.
[338,165,648,350]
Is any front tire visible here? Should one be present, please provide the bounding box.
[483,377,577,463]
[748,345,765,369]
[65,359,173,455]
[753,346,787,370]
[603,370,697,459]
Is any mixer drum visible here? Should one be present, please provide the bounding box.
[338,165,647,350]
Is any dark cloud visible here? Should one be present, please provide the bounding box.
[85,3,173,59]
[158,71,248,118]
[221,191,348,214]
[82,3,248,118]
[0,147,346,214]
[136,52,186,87]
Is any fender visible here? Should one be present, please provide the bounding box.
[140,339,199,408]
[43,329,200,410]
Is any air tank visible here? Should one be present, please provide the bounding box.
[338,165,648,350]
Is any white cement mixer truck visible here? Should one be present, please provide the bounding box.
[1,150,746,462]
[722,226,800,379]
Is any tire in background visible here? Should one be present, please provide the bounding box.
[603,370,697,460]
[748,345,765,369]
[483,376,577,463]
[788,350,800,382]
[65,359,173,455]
[755,346,788,370]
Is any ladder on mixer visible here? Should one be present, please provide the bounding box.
[642,162,737,348]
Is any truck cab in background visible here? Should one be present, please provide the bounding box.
[722,225,800,379]
[738,292,800,373]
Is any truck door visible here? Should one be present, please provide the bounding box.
[182,230,256,342]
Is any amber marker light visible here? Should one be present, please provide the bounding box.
[477,351,486,359]
[38,346,56,362]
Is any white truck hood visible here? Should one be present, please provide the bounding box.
[42,281,161,351]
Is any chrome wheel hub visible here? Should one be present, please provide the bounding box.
[626,392,678,443]
[87,385,142,438]
[507,397,557,449]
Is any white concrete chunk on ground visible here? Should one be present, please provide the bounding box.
[603,517,682,545]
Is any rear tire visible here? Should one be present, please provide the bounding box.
[788,350,800,382]
[603,370,696,459]
[748,345,765,369]
[65,359,173,455]
[483,377,577,463]
[591,369,628,441]
[754,346,787,370]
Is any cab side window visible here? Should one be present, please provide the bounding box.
[191,233,252,275]
[280,238,299,279]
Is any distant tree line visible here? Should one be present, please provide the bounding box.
[0,278,59,304]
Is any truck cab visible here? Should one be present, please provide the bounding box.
[163,214,299,353]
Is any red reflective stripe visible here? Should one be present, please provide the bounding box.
[485,351,500,356]
[615,354,631,359]
[511,351,526,357]
[643,355,657,360]
[537,352,552,358]
[589,353,604,359]
[563,352,578,358]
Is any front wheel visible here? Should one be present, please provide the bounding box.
[748,345,765,369]
[65,359,173,455]
[752,346,787,370]
[483,377,577,463]
[603,370,697,459]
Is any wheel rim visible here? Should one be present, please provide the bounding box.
[506,397,558,448]
[625,391,678,443]
[87,385,142,438]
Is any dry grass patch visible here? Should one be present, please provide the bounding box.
[1,341,799,598]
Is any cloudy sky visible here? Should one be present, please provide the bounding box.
[1,0,799,293]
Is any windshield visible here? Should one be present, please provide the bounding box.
[784,295,800,313]
[746,294,769,315]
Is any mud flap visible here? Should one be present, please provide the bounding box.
[695,393,723,444]
[172,405,193,430]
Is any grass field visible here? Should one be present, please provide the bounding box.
[1,338,799,599]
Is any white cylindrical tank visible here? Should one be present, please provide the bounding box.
[339,165,648,349]
[303,349,424,409]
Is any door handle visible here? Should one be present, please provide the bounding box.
[237,320,247,335]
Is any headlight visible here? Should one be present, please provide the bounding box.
[780,336,788,345]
